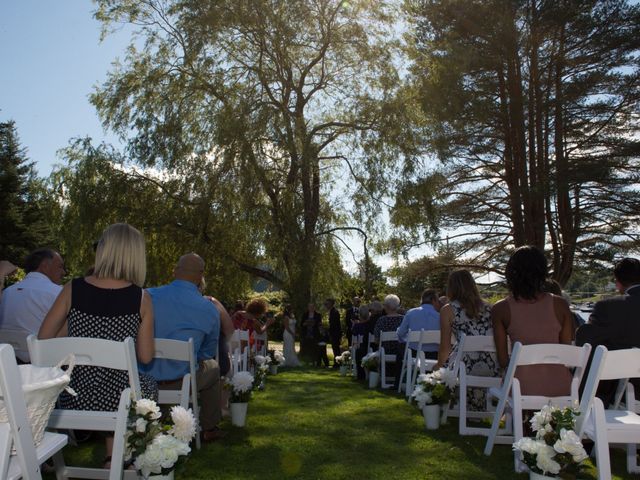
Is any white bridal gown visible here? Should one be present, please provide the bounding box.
[283,316,301,367]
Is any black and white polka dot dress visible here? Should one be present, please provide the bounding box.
[59,277,158,411]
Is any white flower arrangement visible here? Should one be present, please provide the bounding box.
[335,351,351,366]
[272,350,285,365]
[512,404,588,477]
[411,368,457,407]
[254,354,271,366]
[225,371,255,403]
[126,398,197,479]
[361,351,379,371]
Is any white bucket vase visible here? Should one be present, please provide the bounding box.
[230,402,248,427]
[140,471,175,480]
[339,365,348,376]
[269,364,278,375]
[529,472,557,480]
[368,371,379,389]
[423,404,441,430]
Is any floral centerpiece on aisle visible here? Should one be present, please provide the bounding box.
[335,350,351,366]
[411,368,457,408]
[268,350,285,366]
[513,405,588,478]
[361,351,379,372]
[225,371,255,427]
[125,398,197,479]
[253,354,270,388]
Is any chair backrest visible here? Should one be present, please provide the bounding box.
[27,335,142,400]
[0,344,41,479]
[0,329,30,363]
[577,345,640,436]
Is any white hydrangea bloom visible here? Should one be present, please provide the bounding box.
[530,404,556,433]
[438,367,458,389]
[254,355,267,365]
[553,428,588,463]
[513,437,544,455]
[536,444,561,475]
[135,399,161,420]
[135,417,147,433]
[169,406,197,443]
[231,371,254,393]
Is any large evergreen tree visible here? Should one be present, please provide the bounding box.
[0,121,54,264]
[396,0,640,283]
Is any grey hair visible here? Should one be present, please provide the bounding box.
[383,294,400,311]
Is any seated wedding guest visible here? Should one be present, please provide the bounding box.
[436,270,499,411]
[397,288,442,361]
[373,294,404,383]
[354,305,374,380]
[0,260,17,300]
[140,253,225,442]
[39,223,157,466]
[301,303,321,362]
[324,298,342,368]
[1,249,65,362]
[492,245,574,396]
[576,257,640,406]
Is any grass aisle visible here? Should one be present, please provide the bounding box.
[177,367,618,480]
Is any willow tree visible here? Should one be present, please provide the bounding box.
[399,0,640,283]
[91,0,402,314]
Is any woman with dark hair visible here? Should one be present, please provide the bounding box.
[436,269,499,410]
[231,298,274,349]
[492,246,574,396]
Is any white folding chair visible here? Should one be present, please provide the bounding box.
[379,331,404,389]
[367,333,376,354]
[405,330,441,398]
[27,335,141,480]
[0,343,68,480]
[350,334,363,376]
[455,334,502,436]
[484,342,592,471]
[230,329,249,375]
[576,346,640,479]
[153,338,201,449]
[0,328,31,363]
[253,332,267,357]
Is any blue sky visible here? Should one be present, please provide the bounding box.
[0,1,130,176]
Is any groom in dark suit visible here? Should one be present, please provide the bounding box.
[576,257,640,406]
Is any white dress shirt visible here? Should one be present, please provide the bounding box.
[0,272,62,361]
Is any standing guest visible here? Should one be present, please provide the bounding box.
[0,260,17,300]
[39,223,157,466]
[1,249,65,362]
[282,306,301,367]
[436,270,499,411]
[576,257,640,406]
[325,298,342,367]
[397,288,442,362]
[344,296,361,347]
[301,303,322,362]
[231,298,274,349]
[373,295,404,384]
[316,323,330,368]
[492,246,574,396]
[140,253,225,442]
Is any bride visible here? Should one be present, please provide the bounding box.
[282,306,301,367]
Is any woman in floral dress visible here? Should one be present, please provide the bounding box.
[437,269,499,411]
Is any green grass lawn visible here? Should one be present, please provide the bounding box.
[58,366,636,479]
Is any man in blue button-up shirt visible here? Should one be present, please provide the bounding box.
[396,288,442,357]
[140,253,222,440]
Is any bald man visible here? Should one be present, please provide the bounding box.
[139,253,224,442]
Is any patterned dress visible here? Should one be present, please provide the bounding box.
[373,314,404,355]
[59,277,157,411]
[447,300,499,411]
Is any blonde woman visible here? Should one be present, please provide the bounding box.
[436,269,499,411]
[39,223,157,465]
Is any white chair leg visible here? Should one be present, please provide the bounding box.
[626,443,640,474]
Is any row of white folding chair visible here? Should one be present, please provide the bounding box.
[484,342,592,472]
[0,328,30,363]
[397,329,440,398]
[253,332,267,357]
[230,329,250,375]
[378,331,399,389]
[0,343,68,480]
[576,345,640,480]
[27,335,141,480]
[153,337,201,450]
